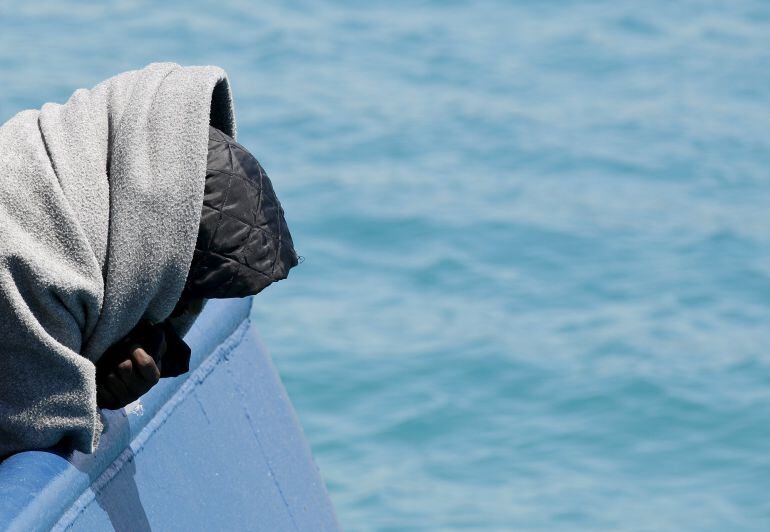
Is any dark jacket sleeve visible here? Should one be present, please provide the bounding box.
[157,321,192,378]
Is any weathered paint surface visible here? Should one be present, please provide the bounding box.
[0,298,339,532]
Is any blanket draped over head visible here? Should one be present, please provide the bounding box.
[0,62,236,456]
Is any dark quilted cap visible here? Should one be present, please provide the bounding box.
[182,126,299,299]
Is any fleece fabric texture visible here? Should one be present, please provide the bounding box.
[0,62,236,456]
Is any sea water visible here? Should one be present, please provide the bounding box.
[2,1,770,530]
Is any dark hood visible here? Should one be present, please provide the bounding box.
[181,125,299,300]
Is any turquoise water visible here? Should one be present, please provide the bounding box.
[3,1,770,529]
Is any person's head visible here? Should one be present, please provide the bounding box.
[173,125,298,313]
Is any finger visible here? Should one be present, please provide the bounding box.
[106,372,133,406]
[115,358,133,381]
[131,347,161,385]
[97,385,118,410]
[116,358,153,397]
[106,372,137,408]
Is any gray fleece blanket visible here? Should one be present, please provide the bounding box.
[0,62,236,456]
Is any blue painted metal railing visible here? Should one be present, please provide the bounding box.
[0,297,339,531]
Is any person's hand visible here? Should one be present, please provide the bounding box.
[96,321,166,410]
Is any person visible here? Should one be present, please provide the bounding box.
[0,62,296,457]
[94,125,298,410]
